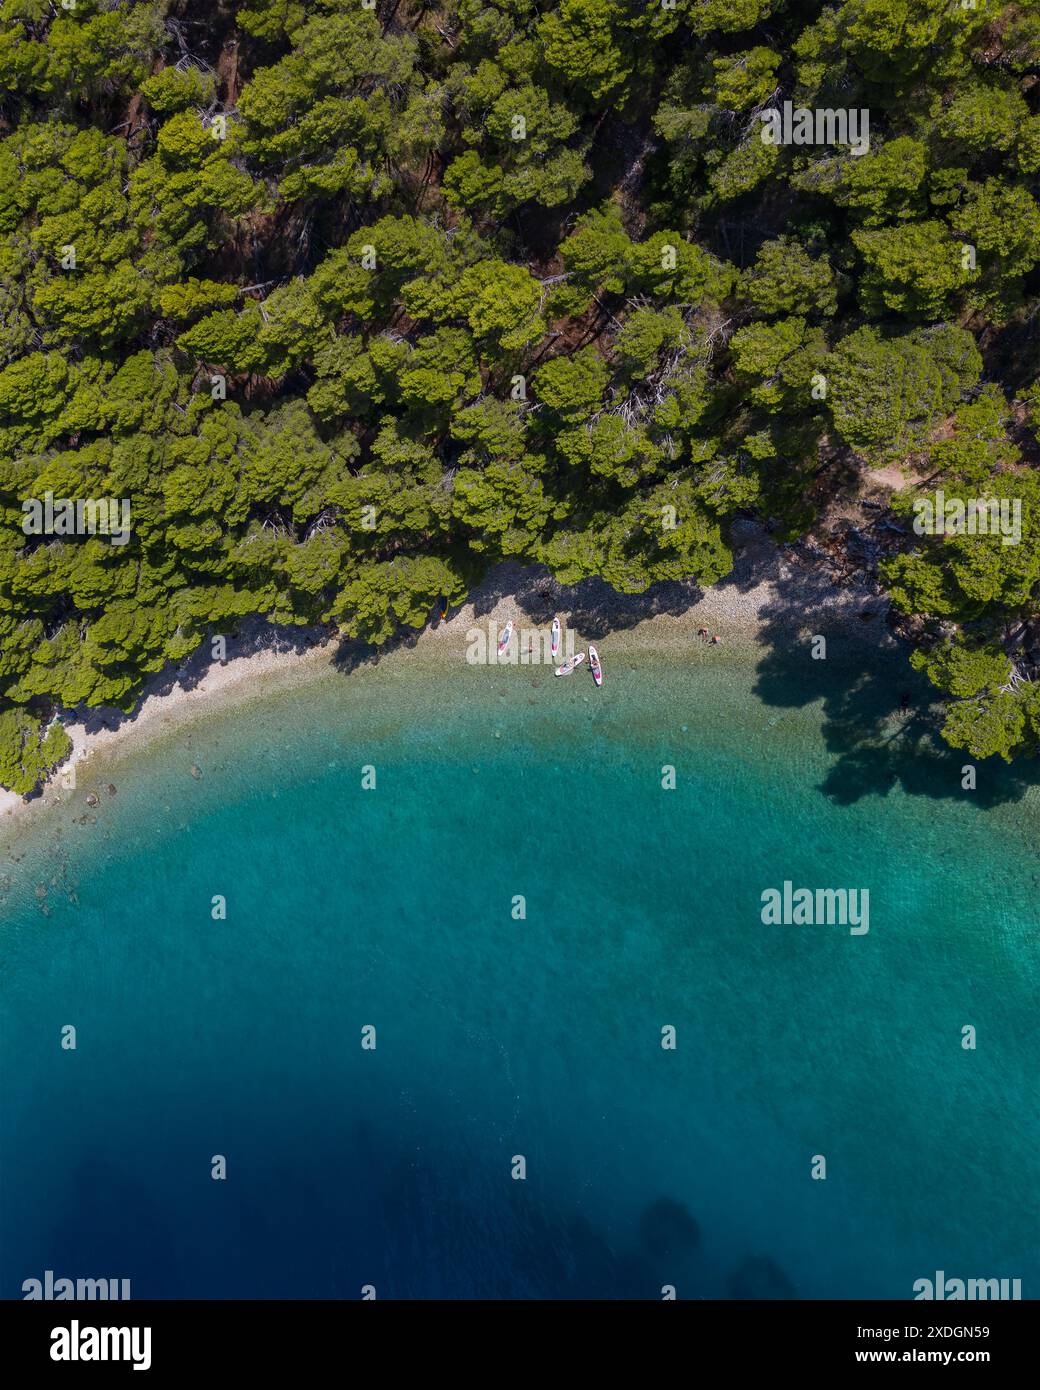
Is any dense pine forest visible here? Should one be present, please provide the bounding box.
[1,0,1039,792]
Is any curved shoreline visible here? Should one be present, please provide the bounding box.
[1,522,894,837]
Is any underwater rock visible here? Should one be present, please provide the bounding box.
[639,1197,700,1261]
[730,1255,797,1300]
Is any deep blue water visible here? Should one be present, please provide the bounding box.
[2,638,1038,1299]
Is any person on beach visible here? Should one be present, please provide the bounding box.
[698,627,709,639]
[711,634,721,645]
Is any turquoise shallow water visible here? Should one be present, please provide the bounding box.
[1,634,1038,1299]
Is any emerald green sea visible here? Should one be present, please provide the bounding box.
[2,629,1037,1298]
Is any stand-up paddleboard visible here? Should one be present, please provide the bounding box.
[554,652,586,677]
[550,617,561,659]
[497,620,513,656]
[588,645,603,687]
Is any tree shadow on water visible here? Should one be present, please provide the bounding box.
[750,573,1040,810]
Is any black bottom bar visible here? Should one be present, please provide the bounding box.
[3,1298,1034,1377]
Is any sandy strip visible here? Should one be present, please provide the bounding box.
[1,521,894,832]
